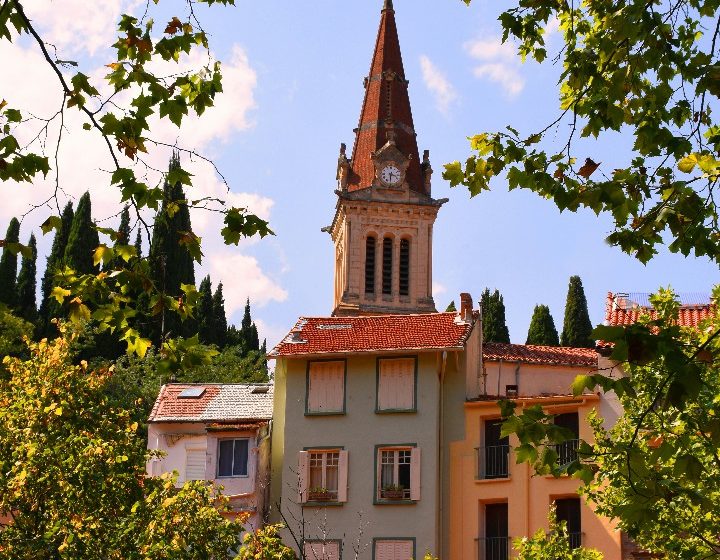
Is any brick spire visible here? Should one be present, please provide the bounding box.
[347,0,424,194]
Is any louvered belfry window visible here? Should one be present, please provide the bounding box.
[399,238,410,296]
[382,237,393,295]
[365,236,376,294]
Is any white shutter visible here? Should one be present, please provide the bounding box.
[378,359,414,410]
[410,447,421,501]
[185,449,206,481]
[337,450,349,502]
[309,362,344,413]
[298,451,309,503]
[305,542,340,560]
[375,541,395,560]
[395,540,413,560]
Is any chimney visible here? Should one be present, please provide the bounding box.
[460,293,473,322]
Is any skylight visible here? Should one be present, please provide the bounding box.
[178,387,206,399]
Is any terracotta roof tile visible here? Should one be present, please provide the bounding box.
[148,384,274,423]
[269,313,473,358]
[604,292,713,328]
[483,342,598,367]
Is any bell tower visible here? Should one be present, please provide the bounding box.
[324,0,447,317]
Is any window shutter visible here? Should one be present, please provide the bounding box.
[185,448,206,481]
[337,450,349,502]
[379,358,414,411]
[410,447,421,501]
[298,451,309,503]
[305,542,340,560]
[375,541,394,560]
[309,362,344,413]
[395,540,413,559]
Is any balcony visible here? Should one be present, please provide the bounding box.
[567,531,582,550]
[476,445,510,479]
[556,439,579,466]
[475,537,509,560]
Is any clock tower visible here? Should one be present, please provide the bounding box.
[325,0,447,317]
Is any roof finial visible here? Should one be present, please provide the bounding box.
[383,0,394,11]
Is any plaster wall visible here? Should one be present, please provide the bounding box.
[273,351,448,559]
[449,399,622,560]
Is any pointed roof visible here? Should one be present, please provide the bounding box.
[347,1,424,194]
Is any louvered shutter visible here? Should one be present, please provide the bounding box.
[185,449,206,481]
[378,358,414,410]
[337,450,349,502]
[410,447,421,501]
[374,541,395,560]
[394,540,413,560]
[298,451,309,502]
[309,362,344,413]
[305,542,340,560]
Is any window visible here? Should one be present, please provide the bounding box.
[555,497,581,549]
[399,238,410,296]
[185,448,206,481]
[554,412,580,466]
[365,236,376,294]
[217,439,249,477]
[307,361,345,414]
[377,357,416,412]
[478,420,509,479]
[304,540,341,560]
[298,450,348,503]
[382,237,393,295]
[376,446,420,502]
[373,539,414,560]
[481,503,508,560]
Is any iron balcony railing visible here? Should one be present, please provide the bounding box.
[556,439,580,466]
[476,445,510,479]
[475,537,509,560]
[567,531,582,550]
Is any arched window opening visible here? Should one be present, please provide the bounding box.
[382,237,393,295]
[399,239,410,296]
[365,236,376,294]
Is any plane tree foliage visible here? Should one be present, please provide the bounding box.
[446,0,720,265]
[497,289,720,558]
[0,0,272,371]
[0,330,245,559]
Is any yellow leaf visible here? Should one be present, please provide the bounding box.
[678,153,698,173]
[55,406,63,416]
[51,286,71,304]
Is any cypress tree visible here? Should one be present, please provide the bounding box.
[38,202,74,335]
[197,275,215,345]
[15,233,37,324]
[480,288,511,343]
[226,325,242,347]
[0,218,20,307]
[148,154,196,340]
[134,230,142,258]
[445,301,457,312]
[526,304,560,346]
[64,192,99,275]
[212,283,228,348]
[248,323,260,352]
[560,275,595,348]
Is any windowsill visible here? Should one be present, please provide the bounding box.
[375,408,417,414]
[216,475,250,480]
[475,476,512,484]
[303,501,344,508]
[304,411,346,417]
[373,499,417,506]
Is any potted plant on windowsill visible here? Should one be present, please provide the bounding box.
[381,484,406,500]
[308,487,335,502]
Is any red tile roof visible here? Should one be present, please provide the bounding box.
[347,1,424,195]
[269,313,473,358]
[605,292,713,328]
[148,384,274,423]
[483,343,598,367]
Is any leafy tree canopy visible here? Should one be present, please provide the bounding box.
[446,0,720,265]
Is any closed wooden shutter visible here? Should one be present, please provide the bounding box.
[410,447,421,501]
[337,450,349,503]
[304,541,340,560]
[378,358,414,410]
[185,449,206,481]
[308,361,344,413]
[298,451,309,503]
[375,540,413,560]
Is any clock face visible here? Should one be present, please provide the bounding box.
[380,164,402,185]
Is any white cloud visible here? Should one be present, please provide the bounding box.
[20,0,142,57]
[205,252,288,316]
[465,36,525,97]
[433,281,447,298]
[419,55,457,115]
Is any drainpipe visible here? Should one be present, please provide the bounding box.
[515,364,520,395]
[497,359,503,397]
[478,302,486,397]
[437,350,448,558]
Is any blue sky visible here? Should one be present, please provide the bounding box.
[2,0,717,346]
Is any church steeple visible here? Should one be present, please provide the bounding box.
[346,0,426,195]
[327,1,444,317]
